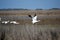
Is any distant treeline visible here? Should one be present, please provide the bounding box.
[0,8,29,11]
[0,8,60,11]
[36,8,60,10]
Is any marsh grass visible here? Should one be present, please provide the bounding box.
[0,10,60,16]
[0,24,60,40]
[0,10,60,40]
[17,18,60,25]
[0,18,60,40]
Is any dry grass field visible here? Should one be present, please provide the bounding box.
[0,10,60,15]
[0,10,60,40]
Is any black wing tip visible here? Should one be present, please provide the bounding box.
[34,14,36,17]
[28,15,32,18]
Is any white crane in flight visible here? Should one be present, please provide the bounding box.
[28,14,40,24]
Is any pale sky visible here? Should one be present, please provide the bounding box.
[0,0,60,9]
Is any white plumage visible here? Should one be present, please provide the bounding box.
[0,17,19,24]
[0,18,9,24]
[1,21,9,24]
[28,14,40,24]
[32,16,40,24]
[10,21,19,24]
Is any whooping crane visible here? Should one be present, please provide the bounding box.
[28,14,40,24]
[10,21,19,24]
[1,21,9,24]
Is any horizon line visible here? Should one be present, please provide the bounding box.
[0,8,60,10]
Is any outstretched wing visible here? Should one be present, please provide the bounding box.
[33,16,37,20]
[28,15,32,18]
